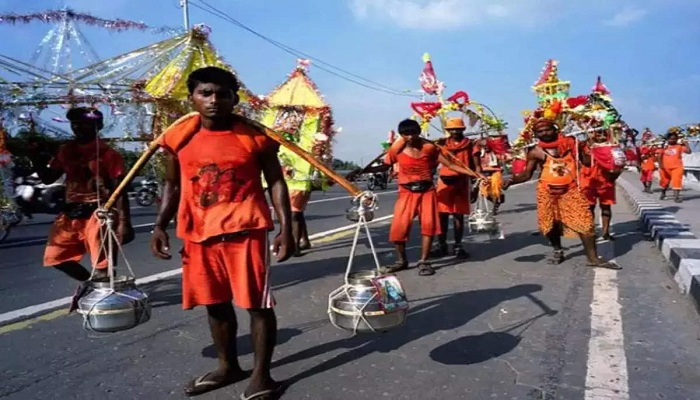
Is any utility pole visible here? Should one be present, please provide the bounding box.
[180,0,190,30]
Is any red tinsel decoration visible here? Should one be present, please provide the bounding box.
[0,8,178,34]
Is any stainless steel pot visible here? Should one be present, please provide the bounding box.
[329,271,407,333]
[77,276,151,333]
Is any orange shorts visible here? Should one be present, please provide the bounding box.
[584,185,616,206]
[389,187,441,242]
[436,176,470,214]
[43,214,108,269]
[180,229,273,310]
[659,167,683,190]
[289,190,311,212]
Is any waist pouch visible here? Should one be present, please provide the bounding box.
[546,184,570,196]
[400,180,434,193]
[439,176,463,185]
[62,202,98,220]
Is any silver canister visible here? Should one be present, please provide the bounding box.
[77,276,151,333]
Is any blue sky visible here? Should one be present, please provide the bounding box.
[1,0,699,163]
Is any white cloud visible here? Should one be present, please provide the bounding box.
[348,0,564,30]
[604,7,648,27]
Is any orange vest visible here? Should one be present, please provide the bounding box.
[539,150,577,190]
[661,144,685,170]
[439,137,471,177]
[385,139,439,184]
[160,116,276,242]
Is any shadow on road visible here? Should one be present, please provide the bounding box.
[273,284,556,388]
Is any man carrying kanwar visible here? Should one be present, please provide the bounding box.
[580,124,623,241]
[502,118,619,269]
[364,119,479,276]
[474,137,505,215]
[28,107,134,311]
[432,117,474,259]
[657,128,692,203]
[150,67,294,399]
[638,129,658,193]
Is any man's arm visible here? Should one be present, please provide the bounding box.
[260,148,294,262]
[154,153,180,231]
[507,149,539,186]
[437,153,479,178]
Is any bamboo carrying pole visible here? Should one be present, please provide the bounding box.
[102,114,363,210]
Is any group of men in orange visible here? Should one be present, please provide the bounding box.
[638,127,692,202]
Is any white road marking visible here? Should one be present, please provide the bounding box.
[584,240,629,399]
[0,214,394,326]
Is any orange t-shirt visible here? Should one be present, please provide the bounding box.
[384,138,439,184]
[579,143,614,190]
[538,138,579,189]
[161,121,278,243]
[639,145,657,171]
[661,144,685,170]
[49,139,125,203]
[439,137,472,177]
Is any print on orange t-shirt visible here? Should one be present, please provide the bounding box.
[384,138,441,242]
[49,140,125,203]
[161,119,277,243]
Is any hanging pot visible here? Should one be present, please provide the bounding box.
[77,276,151,333]
[329,271,408,333]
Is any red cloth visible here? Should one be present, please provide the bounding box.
[511,159,527,175]
[486,136,509,155]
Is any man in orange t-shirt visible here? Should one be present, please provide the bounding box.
[658,130,691,202]
[433,117,473,259]
[150,67,294,398]
[363,119,477,276]
[28,107,133,311]
[580,128,622,241]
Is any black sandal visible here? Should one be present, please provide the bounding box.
[430,243,449,258]
[586,258,622,270]
[454,246,470,259]
[601,233,615,241]
[380,261,408,274]
[417,261,436,276]
[546,250,565,265]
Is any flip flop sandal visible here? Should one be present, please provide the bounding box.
[240,385,283,400]
[546,250,565,265]
[380,262,408,274]
[184,371,249,397]
[585,258,622,270]
[674,197,683,203]
[417,261,436,276]
[601,234,615,241]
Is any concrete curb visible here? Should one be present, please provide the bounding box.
[616,175,700,314]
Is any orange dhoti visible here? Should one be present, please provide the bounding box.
[480,170,503,201]
[289,190,311,212]
[436,176,470,214]
[659,167,683,190]
[389,187,441,242]
[43,214,109,269]
[180,229,273,310]
[536,184,595,238]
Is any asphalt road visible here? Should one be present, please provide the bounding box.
[1,182,700,399]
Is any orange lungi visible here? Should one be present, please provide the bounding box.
[536,184,595,238]
[43,214,109,269]
[436,176,470,214]
[289,190,311,212]
[659,167,684,190]
[181,229,272,310]
[389,187,441,242]
[580,164,616,206]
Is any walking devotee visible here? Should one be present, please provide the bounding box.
[432,117,473,258]
[638,129,658,193]
[502,118,619,269]
[27,107,134,312]
[364,119,479,276]
[150,67,293,399]
[658,128,691,203]
[474,137,505,215]
[580,126,623,241]
[289,188,311,256]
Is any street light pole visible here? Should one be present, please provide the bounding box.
[180,0,190,29]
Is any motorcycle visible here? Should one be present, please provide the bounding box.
[14,173,65,216]
[135,177,160,207]
[367,172,388,191]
